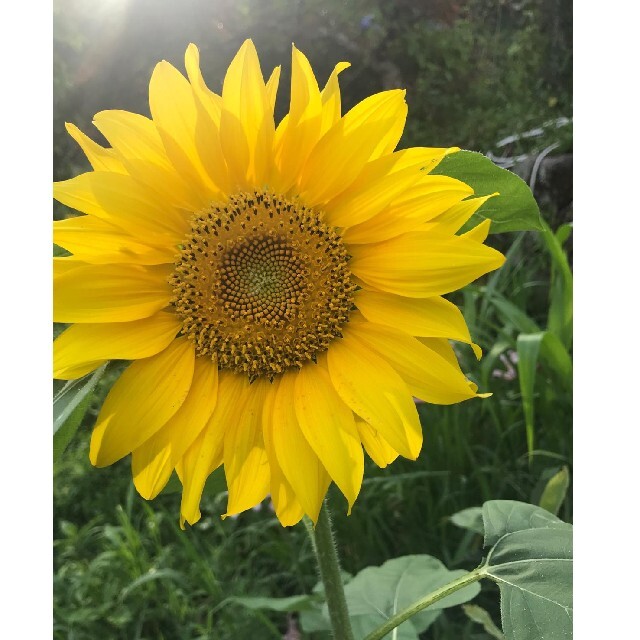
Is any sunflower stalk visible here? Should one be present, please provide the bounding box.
[307,503,355,640]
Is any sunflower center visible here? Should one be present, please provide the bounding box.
[171,191,356,379]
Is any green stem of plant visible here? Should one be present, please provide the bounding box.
[306,502,355,640]
[363,566,486,640]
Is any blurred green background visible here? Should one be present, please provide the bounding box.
[53,0,572,638]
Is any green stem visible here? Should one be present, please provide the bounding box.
[363,567,486,640]
[306,502,355,640]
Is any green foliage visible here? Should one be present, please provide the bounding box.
[477,502,573,640]
[53,365,107,461]
[53,365,107,436]
[538,467,570,516]
[433,151,542,233]
[347,556,481,636]
[228,594,317,613]
[462,604,505,639]
[488,529,572,640]
[481,500,565,547]
[343,555,479,637]
[450,507,484,535]
[224,500,572,640]
[397,0,571,152]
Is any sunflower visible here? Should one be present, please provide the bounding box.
[53,40,505,527]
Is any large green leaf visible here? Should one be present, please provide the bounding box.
[484,527,573,640]
[480,501,573,640]
[482,500,564,547]
[343,555,480,636]
[432,150,542,233]
[350,614,428,640]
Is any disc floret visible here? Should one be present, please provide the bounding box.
[171,191,356,379]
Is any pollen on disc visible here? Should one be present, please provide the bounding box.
[171,191,357,379]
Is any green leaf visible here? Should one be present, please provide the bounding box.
[462,604,506,640]
[538,466,570,516]
[486,290,541,334]
[53,365,106,461]
[120,569,186,600]
[484,527,573,640]
[299,605,332,633]
[450,506,484,534]
[516,331,572,456]
[540,220,573,349]
[53,365,106,435]
[227,594,316,612]
[351,614,426,640]
[516,333,543,455]
[482,500,564,547]
[432,150,542,233]
[344,555,480,635]
[53,394,92,462]
[539,331,573,384]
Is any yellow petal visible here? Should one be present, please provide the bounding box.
[53,256,88,279]
[53,215,176,265]
[462,218,492,243]
[349,228,505,297]
[356,419,398,468]
[184,43,223,126]
[354,289,481,356]
[180,370,245,526]
[265,65,281,113]
[299,90,408,205]
[177,427,217,527]
[326,328,422,460]
[261,377,305,526]
[343,175,473,244]
[53,263,173,323]
[93,110,168,163]
[419,337,463,369]
[350,320,478,405]
[92,109,207,213]
[432,194,498,234]
[220,39,274,188]
[294,364,364,512]
[90,337,195,467]
[132,357,218,500]
[273,45,323,193]
[53,311,182,380]
[53,171,188,242]
[319,62,350,136]
[324,147,450,228]
[183,44,231,194]
[149,61,220,199]
[268,371,331,524]
[223,377,271,517]
[65,122,125,173]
